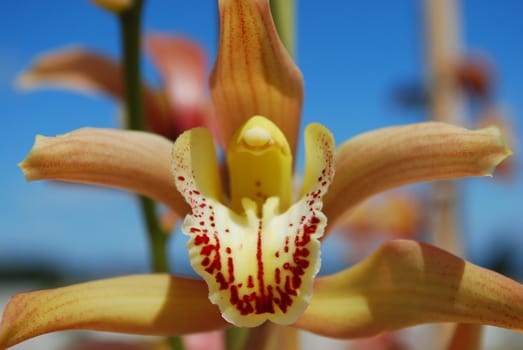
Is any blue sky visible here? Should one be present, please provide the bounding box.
[1,1,522,279]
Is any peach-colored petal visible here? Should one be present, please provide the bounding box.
[0,275,229,349]
[323,122,511,234]
[19,128,189,217]
[17,48,125,97]
[145,34,209,135]
[447,324,483,350]
[16,48,166,134]
[295,240,523,338]
[210,0,303,154]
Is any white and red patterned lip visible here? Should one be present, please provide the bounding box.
[172,117,334,327]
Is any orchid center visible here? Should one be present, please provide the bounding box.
[227,115,292,215]
[172,116,335,327]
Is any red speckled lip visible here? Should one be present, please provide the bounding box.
[172,120,334,327]
[176,179,329,327]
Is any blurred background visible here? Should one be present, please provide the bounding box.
[1,1,522,349]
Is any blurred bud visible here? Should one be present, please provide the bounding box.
[341,192,422,239]
[455,57,493,100]
[90,0,132,13]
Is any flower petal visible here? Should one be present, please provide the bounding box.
[17,48,125,97]
[172,127,224,203]
[299,122,335,197]
[295,240,523,338]
[0,275,228,349]
[323,122,511,233]
[172,120,334,327]
[210,0,304,154]
[19,128,188,217]
[145,34,209,133]
[17,48,165,133]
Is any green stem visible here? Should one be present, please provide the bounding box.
[119,0,171,273]
[140,196,170,272]
[119,0,145,131]
[225,327,248,350]
[118,2,184,350]
[270,0,295,57]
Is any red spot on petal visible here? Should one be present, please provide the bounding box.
[275,268,281,284]
[310,216,321,224]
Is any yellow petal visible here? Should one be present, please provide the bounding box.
[295,240,523,338]
[227,116,292,214]
[19,128,189,217]
[299,123,335,197]
[323,122,512,234]
[172,121,334,328]
[172,127,224,203]
[210,0,304,154]
[0,275,228,349]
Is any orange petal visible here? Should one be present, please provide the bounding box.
[17,48,165,133]
[295,240,523,338]
[209,0,303,154]
[145,34,209,134]
[19,128,189,217]
[0,275,228,349]
[323,122,511,233]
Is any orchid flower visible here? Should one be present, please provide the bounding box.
[17,32,213,141]
[2,0,522,349]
